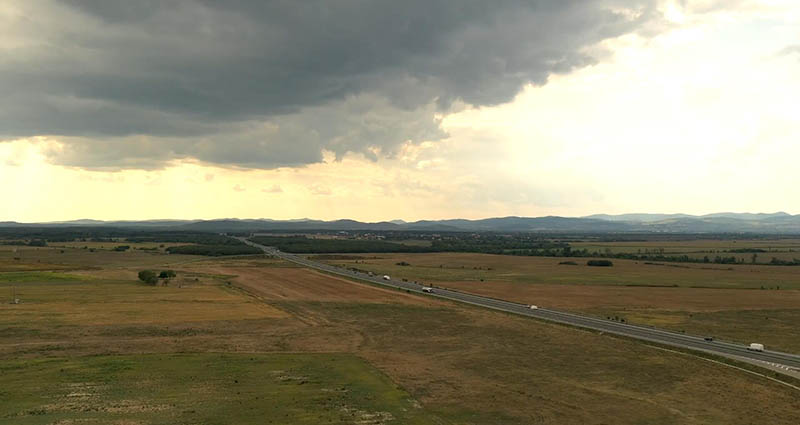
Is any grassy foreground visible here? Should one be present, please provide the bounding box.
[0,353,436,425]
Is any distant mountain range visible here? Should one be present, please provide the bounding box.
[2,212,800,234]
[584,212,793,222]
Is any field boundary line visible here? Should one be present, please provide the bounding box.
[647,345,800,392]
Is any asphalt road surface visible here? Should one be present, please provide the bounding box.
[240,238,800,375]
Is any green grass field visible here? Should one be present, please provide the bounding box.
[0,353,437,425]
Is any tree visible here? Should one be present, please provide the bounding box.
[159,270,177,279]
[138,270,158,285]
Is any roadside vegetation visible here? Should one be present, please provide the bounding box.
[321,252,800,352]
[165,243,262,256]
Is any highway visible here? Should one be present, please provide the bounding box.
[239,238,800,374]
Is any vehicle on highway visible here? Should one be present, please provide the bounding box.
[704,337,714,342]
[240,238,800,373]
[382,275,391,281]
[529,305,538,310]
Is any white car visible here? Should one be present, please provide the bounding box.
[421,287,434,293]
[528,305,538,310]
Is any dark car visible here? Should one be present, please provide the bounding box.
[704,337,714,342]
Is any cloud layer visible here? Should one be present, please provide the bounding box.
[1,0,659,169]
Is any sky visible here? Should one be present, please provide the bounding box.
[1,0,799,222]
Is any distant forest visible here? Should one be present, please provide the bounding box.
[1,226,798,264]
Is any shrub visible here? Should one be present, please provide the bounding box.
[159,270,177,279]
[587,260,613,267]
[138,270,159,285]
[558,261,578,265]
[113,245,130,252]
[165,244,261,256]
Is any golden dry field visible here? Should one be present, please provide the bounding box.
[322,252,800,352]
[570,238,800,263]
[1,247,799,424]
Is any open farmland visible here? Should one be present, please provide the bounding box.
[0,244,204,270]
[1,245,798,424]
[570,238,800,264]
[44,241,179,250]
[321,252,800,289]
[321,252,800,352]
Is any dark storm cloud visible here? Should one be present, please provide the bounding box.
[1,0,660,169]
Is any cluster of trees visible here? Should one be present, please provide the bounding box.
[138,270,177,285]
[728,248,767,253]
[504,247,800,267]
[166,244,261,256]
[248,234,565,255]
[587,260,613,267]
[138,270,159,285]
[128,232,266,256]
[768,257,800,266]
[0,227,142,242]
[429,236,564,254]
[248,236,434,254]
[127,233,241,245]
[0,228,251,247]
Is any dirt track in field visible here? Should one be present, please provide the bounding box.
[198,265,441,305]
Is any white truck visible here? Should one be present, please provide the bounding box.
[421,287,434,293]
[747,343,764,352]
[382,275,391,281]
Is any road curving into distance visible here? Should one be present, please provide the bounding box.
[239,237,800,375]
